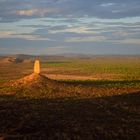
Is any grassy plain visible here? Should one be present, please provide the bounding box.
[0,56,140,139]
[0,56,140,81]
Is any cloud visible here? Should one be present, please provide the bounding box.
[0,1,140,55]
[100,3,116,7]
[0,31,13,38]
[15,34,50,41]
[49,26,94,34]
[17,9,38,16]
[117,39,140,45]
[0,0,140,22]
[16,8,59,17]
[0,31,49,41]
[65,36,106,42]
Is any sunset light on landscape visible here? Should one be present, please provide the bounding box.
[0,1,140,139]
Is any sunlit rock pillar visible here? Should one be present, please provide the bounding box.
[34,60,40,74]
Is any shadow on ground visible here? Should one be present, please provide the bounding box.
[61,79,140,86]
[0,91,140,140]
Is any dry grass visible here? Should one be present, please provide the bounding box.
[0,56,140,139]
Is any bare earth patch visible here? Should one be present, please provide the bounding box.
[45,73,123,80]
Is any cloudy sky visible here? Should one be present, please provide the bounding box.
[0,0,140,55]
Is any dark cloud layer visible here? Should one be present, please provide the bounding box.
[0,0,140,54]
[0,0,140,22]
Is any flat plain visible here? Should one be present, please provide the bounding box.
[0,55,140,139]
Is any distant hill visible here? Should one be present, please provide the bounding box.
[0,57,24,64]
[0,54,140,63]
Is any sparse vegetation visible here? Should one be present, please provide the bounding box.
[0,56,140,139]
